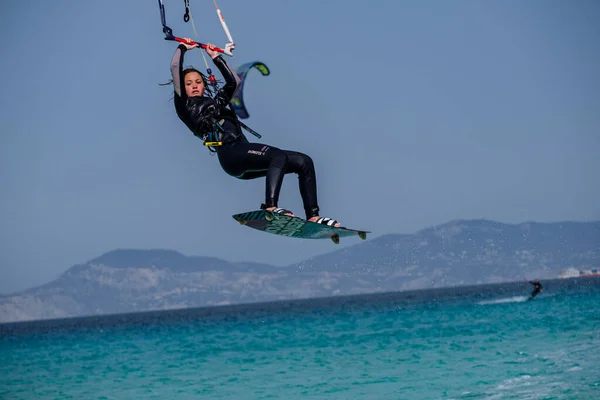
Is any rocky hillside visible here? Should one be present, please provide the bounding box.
[1,219,598,323]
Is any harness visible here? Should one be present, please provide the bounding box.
[203,118,264,153]
[201,118,226,153]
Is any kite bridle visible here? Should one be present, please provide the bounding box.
[158,0,234,56]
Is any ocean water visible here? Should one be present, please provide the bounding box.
[1,278,599,399]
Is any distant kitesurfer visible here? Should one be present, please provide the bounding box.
[167,39,341,227]
[528,280,543,300]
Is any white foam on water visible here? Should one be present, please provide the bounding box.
[478,296,529,305]
[495,375,532,390]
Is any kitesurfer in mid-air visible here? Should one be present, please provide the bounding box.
[528,280,543,300]
[168,40,341,227]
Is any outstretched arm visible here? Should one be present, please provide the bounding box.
[203,43,240,110]
[211,55,240,109]
[170,44,189,98]
[171,39,201,98]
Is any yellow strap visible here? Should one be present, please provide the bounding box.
[204,141,223,147]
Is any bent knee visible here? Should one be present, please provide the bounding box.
[303,154,314,167]
[288,152,314,169]
[270,151,288,169]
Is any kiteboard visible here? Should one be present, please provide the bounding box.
[232,210,369,244]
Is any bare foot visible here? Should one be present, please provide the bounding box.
[265,207,295,217]
[308,216,341,227]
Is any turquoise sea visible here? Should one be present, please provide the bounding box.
[1,278,599,399]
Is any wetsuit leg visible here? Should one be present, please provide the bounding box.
[217,143,320,218]
[282,150,319,219]
[218,142,286,207]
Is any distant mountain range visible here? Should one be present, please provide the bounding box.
[1,219,598,323]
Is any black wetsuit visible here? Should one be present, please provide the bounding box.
[528,281,543,300]
[170,44,320,219]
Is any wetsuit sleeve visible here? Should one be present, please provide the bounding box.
[170,44,188,98]
[211,55,240,110]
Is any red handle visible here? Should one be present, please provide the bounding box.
[172,37,227,54]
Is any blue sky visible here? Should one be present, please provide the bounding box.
[1,0,599,293]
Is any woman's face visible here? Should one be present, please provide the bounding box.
[184,71,205,97]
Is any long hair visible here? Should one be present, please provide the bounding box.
[159,66,217,98]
